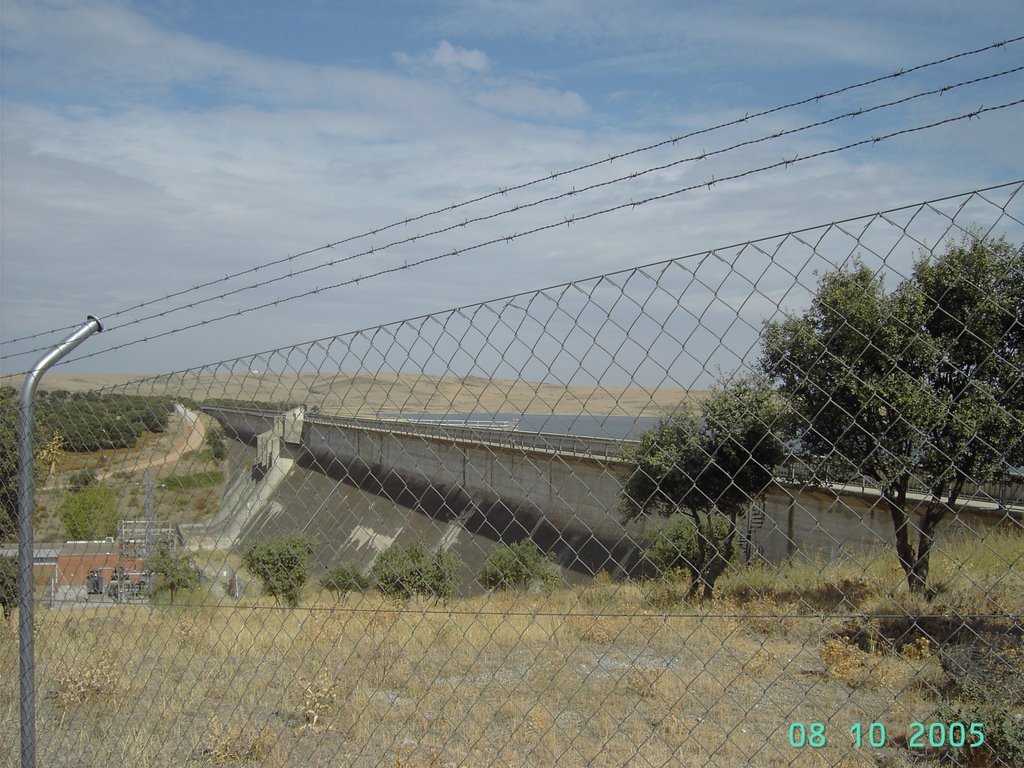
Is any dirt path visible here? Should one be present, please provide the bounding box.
[95,405,206,481]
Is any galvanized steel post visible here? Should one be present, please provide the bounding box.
[18,316,102,768]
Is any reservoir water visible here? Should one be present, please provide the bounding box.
[380,412,661,438]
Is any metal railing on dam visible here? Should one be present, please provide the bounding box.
[202,404,1024,513]
[203,405,635,462]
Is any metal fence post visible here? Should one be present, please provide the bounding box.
[18,316,102,768]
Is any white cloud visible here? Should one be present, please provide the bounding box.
[475,85,587,119]
[2,0,1021,377]
[431,40,489,73]
[394,40,489,77]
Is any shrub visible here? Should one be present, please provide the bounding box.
[58,485,120,540]
[645,513,737,574]
[478,540,561,594]
[67,469,97,493]
[49,409,139,451]
[320,562,370,599]
[241,533,315,608]
[644,513,738,599]
[35,393,175,452]
[940,694,1024,767]
[205,425,228,461]
[371,541,463,602]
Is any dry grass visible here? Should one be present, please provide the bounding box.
[5,568,1008,768]
[4,473,1020,768]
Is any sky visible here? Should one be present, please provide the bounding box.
[1,0,1023,388]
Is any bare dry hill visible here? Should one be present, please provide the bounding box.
[7,371,703,416]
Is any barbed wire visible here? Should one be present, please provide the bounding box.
[14,181,1023,768]
[3,63,1019,371]
[27,98,1021,371]
[26,178,1022,398]
[2,35,1020,351]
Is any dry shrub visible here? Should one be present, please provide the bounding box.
[522,702,557,742]
[743,595,785,636]
[820,636,870,687]
[294,608,347,654]
[623,665,661,698]
[566,614,616,644]
[655,712,687,736]
[368,608,401,634]
[360,636,403,687]
[199,716,278,765]
[742,647,777,676]
[191,488,215,512]
[297,672,340,730]
[171,615,206,650]
[901,635,933,662]
[50,653,122,708]
[578,571,618,610]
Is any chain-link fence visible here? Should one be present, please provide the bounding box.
[2,182,1022,767]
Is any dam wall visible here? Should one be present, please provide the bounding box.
[202,406,645,574]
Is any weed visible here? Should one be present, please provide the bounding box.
[567,614,616,644]
[198,716,278,765]
[297,672,341,729]
[623,665,661,697]
[819,636,869,687]
[49,654,122,708]
[644,575,686,611]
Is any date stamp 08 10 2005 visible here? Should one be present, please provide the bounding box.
[788,721,985,750]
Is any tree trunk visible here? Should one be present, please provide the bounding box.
[700,510,740,600]
[883,479,920,591]
[687,512,710,600]
[909,480,959,593]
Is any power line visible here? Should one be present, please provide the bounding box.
[3,35,1020,350]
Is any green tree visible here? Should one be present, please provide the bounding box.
[760,235,1023,593]
[1,387,54,543]
[371,541,463,602]
[241,533,315,608]
[319,561,370,600]
[0,393,17,542]
[146,543,198,604]
[0,555,17,621]
[478,540,561,594]
[619,376,787,599]
[58,484,120,540]
[205,425,228,461]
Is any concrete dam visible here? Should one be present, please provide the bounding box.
[195,406,650,581]
[193,406,1023,585]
